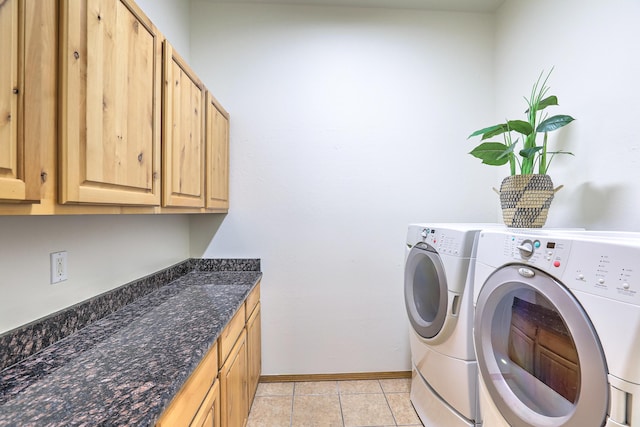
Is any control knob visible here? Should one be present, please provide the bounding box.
[516,240,535,259]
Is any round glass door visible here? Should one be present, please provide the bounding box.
[404,243,448,339]
[474,264,609,427]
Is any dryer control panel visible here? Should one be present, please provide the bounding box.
[476,230,640,306]
[497,233,573,278]
[563,239,640,306]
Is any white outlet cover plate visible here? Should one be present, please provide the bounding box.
[50,251,68,284]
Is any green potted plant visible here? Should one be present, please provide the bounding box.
[468,69,575,228]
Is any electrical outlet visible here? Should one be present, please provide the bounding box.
[50,251,68,284]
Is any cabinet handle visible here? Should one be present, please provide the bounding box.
[12,88,19,95]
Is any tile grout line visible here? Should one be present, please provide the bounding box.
[289,382,296,427]
[337,381,347,427]
[251,380,417,427]
[379,379,399,427]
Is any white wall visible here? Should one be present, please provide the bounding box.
[189,2,497,375]
[0,215,190,332]
[136,0,191,60]
[495,0,640,230]
[0,0,193,334]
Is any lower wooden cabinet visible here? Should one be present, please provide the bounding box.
[218,282,261,427]
[220,329,248,427]
[156,342,219,427]
[191,380,221,427]
[157,283,261,427]
[246,302,261,406]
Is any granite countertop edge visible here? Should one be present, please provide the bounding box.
[0,258,262,427]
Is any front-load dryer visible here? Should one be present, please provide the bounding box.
[473,229,640,427]
[405,223,501,427]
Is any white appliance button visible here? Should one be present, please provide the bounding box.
[578,274,585,280]
[598,278,605,284]
[623,282,630,290]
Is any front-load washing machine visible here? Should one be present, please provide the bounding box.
[405,223,501,427]
[473,228,640,427]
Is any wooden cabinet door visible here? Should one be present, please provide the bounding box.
[220,330,248,427]
[156,343,218,427]
[0,0,40,202]
[59,0,161,205]
[191,380,221,427]
[205,92,229,211]
[246,303,261,407]
[162,41,205,208]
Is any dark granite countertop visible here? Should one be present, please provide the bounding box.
[0,262,261,426]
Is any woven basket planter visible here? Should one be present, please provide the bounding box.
[499,174,556,228]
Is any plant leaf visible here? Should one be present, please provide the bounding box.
[538,95,558,110]
[507,120,533,136]
[469,142,511,166]
[547,150,575,156]
[468,124,508,140]
[519,146,543,158]
[537,115,575,132]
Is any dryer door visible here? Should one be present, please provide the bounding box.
[404,243,448,339]
[474,264,609,427]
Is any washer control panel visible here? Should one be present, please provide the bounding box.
[408,225,477,257]
[424,228,461,255]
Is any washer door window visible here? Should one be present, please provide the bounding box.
[404,243,448,339]
[474,264,609,427]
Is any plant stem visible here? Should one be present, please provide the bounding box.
[539,132,548,174]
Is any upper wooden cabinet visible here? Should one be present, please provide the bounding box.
[0,0,41,203]
[205,93,229,211]
[0,0,230,215]
[59,0,162,205]
[162,42,205,208]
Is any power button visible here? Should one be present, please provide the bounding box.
[553,261,561,268]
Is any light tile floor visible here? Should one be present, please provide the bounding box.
[247,379,424,427]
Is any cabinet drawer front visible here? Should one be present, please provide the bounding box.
[219,305,246,364]
[157,342,218,426]
[245,282,260,321]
